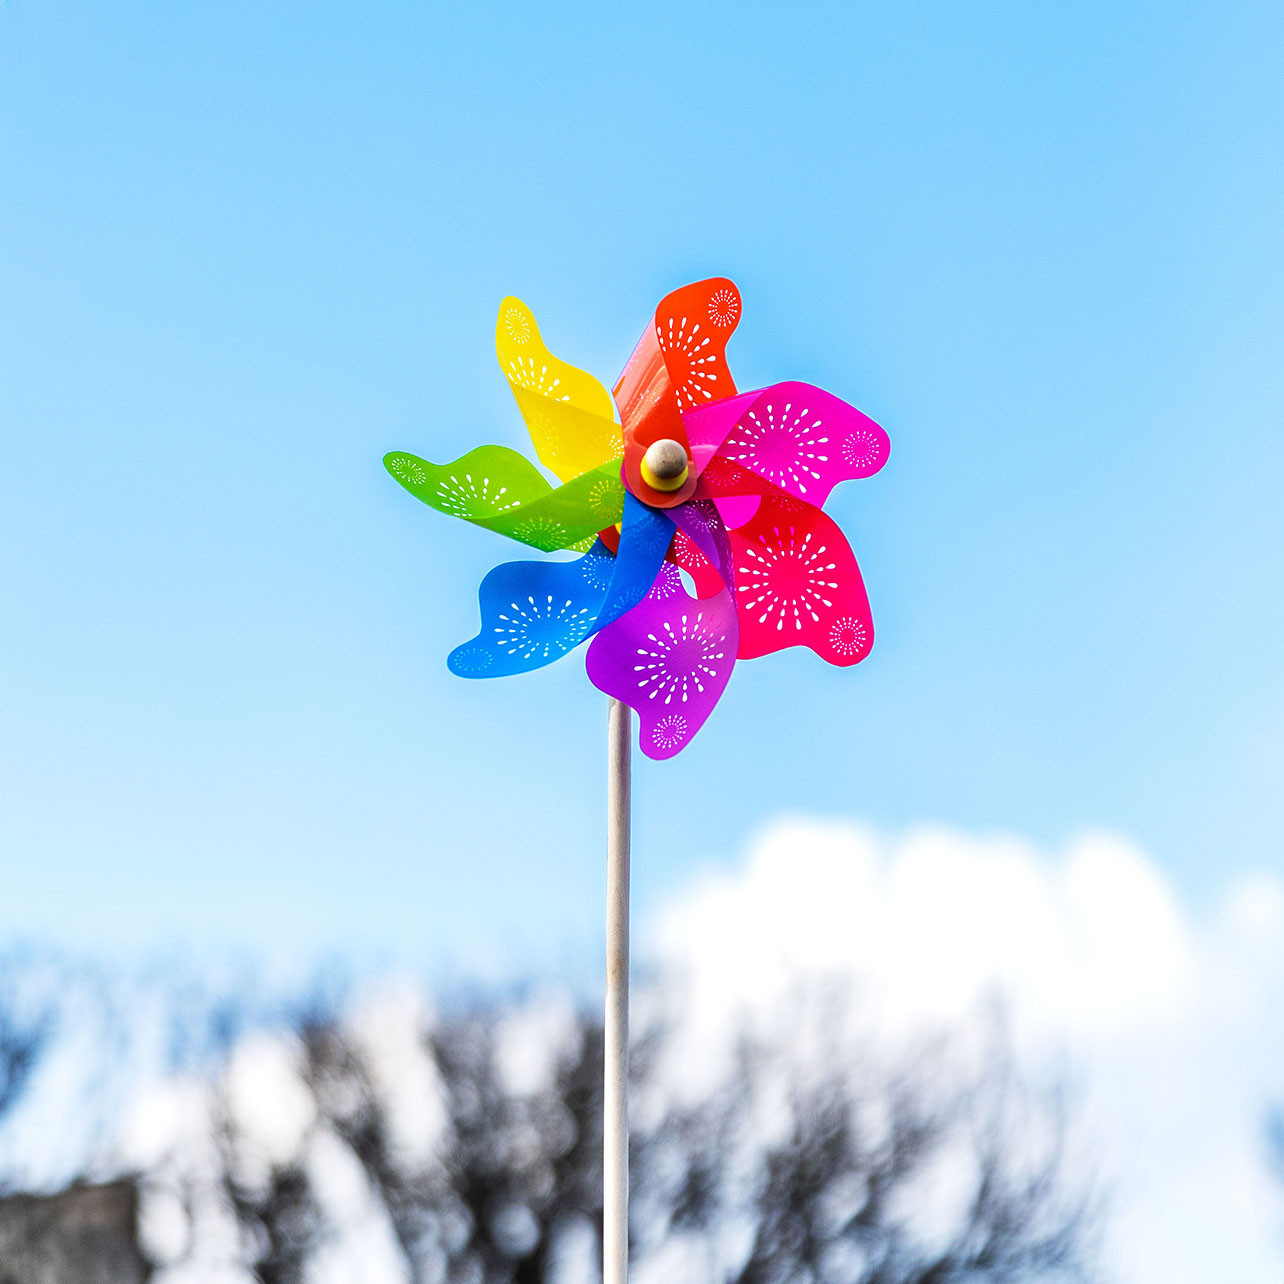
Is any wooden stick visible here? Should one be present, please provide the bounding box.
[604,697,631,1284]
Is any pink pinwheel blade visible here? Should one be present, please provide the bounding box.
[682,389,760,472]
[586,577,739,760]
[711,381,890,507]
[730,494,874,664]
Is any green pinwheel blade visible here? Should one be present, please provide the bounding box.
[384,446,625,552]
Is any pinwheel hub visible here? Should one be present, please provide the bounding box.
[639,438,690,493]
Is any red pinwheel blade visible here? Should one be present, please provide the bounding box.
[653,278,741,410]
[615,278,743,510]
[729,494,874,665]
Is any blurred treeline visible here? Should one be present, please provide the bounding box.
[0,954,1099,1283]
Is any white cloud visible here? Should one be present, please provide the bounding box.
[646,818,1284,1284]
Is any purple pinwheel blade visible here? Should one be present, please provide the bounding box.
[586,577,739,760]
[670,494,735,590]
[448,494,673,679]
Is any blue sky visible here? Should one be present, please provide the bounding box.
[2,0,1282,974]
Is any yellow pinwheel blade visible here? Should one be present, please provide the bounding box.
[496,297,624,482]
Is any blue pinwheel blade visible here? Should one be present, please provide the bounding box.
[448,494,674,679]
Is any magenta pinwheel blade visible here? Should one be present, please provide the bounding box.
[682,389,760,472]
[710,381,890,507]
[586,579,739,760]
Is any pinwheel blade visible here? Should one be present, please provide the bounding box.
[686,381,889,508]
[586,579,739,760]
[385,448,627,552]
[448,494,674,678]
[729,494,874,664]
[495,297,624,483]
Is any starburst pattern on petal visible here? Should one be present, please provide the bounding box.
[651,713,689,751]
[633,609,729,704]
[657,314,720,407]
[707,288,740,328]
[502,306,531,344]
[579,549,615,591]
[828,614,869,658]
[841,426,886,472]
[647,563,684,602]
[721,400,829,497]
[507,354,571,401]
[513,516,570,550]
[494,594,594,662]
[434,471,522,518]
[736,524,839,632]
[450,645,494,675]
[386,453,428,486]
[589,476,626,522]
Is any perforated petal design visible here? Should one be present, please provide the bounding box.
[586,582,738,760]
[385,448,625,552]
[448,495,673,678]
[496,297,624,482]
[729,494,873,664]
[713,381,889,506]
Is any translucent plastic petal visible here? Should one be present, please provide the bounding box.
[682,389,760,472]
[614,277,742,509]
[586,579,739,760]
[386,445,549,518]
[668,528,725,601]
[448,495,673,679]
[729,494,874,664]
[385,448,625,552]
[692,453,777,500]
[498,462,627,551]
[712,381,890,506]
[654,278,741,410]
[496,297,624,483]
[670,496,734,590]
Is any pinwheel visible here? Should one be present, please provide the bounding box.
[384,277,889,759]
[383,277,888,1284]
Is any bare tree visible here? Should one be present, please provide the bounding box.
[167,983,1098,1284]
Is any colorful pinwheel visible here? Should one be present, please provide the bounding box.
[384,278,889,759]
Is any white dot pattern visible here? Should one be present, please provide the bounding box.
[829,614,869,658]
[707,288,740,328]
[736,524,839,632]
[434,471,521,518]
[656,314,720,407]
[507,354,571,401]
[841,426,885,471]
[632,610,729,704]
[721,401,829,496]
[387,454,428,486]
[494,594,592,662]
[651,713,689,751]
[503,306,531,344]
